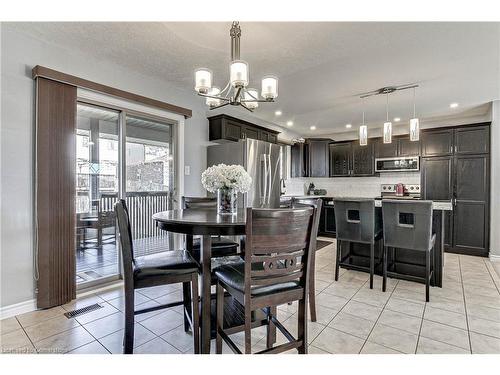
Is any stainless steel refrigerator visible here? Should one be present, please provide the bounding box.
[207,139,287,208]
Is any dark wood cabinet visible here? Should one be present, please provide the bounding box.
[375,139,399,158]
[352,143,375,176]
[454,125,489,155]
[329,142,351,177]
[421,156,453,201]
[374,136,420,158]
[290,139,331,178]
[398,137,420,156]
[318,199,336,237]
[308,139,330,177]
[329,141,375,177]
[291,143,306,178]
[421,123,490,257]
[208,114,279,144]
[421,129,453,156]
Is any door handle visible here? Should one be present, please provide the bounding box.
[267,155,272,205]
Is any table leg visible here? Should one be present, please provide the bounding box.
[200,235,212,354]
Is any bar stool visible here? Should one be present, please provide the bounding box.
[334,199,383,289]
[381,200,435,302]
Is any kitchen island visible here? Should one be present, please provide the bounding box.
[282,195,452,287]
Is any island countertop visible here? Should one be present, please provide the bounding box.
[281,194,453,211]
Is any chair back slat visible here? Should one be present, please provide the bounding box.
[114,200,135,286]
[245,206,316,293]
[334,199,379,244]
[382,200,433,251]
[182,196,217,209]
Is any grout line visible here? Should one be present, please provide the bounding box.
[357,278,399,354]
[414,302,426,354]
[458,255,473,354]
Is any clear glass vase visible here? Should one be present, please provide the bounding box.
[217,188,237,215]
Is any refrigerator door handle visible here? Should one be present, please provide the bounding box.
[260,154,268,206]
[267,155,272,205]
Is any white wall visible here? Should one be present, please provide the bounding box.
[490,100,500,260]
[0,25,299,309]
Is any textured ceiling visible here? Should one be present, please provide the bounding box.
[10,22,500,136]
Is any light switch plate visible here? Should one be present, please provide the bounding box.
[184,166,191,175]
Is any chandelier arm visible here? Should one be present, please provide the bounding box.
[240,102,254,113]
[241,99,275,103]
[208,102,231,111]
[234,86,243,101]
[197,93,231,102]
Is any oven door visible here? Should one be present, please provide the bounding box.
[375,157,420,172]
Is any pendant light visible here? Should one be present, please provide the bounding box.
[410,87,420,141]
[383,93,392,144]
[359,99,368,146]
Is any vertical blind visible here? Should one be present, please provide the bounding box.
[36,77,77,308]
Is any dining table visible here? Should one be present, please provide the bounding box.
[152,208,247,354]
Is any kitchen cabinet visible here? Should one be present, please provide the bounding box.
[208,114,279,144]
[290,139,331,178]
[421,123,490,257]
[308,139,330,177]
[318,199,336,237]
[374,136,420,158]
[421,129,453,156]
[329,141,375,177]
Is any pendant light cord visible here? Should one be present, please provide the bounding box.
[386,93,389,121]
[413,87,416,118]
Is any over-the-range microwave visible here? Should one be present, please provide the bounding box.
[375,156,420,172]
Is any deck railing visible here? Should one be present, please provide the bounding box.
[100,191,172,239]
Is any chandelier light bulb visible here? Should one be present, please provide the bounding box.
[206,87,221,107]
[261,76,278,100]
[359,125,368,146]
[194,68,212,94]
[244,89,259,109]
[230,60,249,87]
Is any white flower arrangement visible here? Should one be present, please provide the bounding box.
[201,164,252,193]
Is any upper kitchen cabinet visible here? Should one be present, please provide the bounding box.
[454,124,490,154]
[374,136,420,158]
[208,114,280,144]
[308,139,331,177]
[290,138,332,178]
[330,140,375,177]
[329,142,351,177]
[421,128,453,156]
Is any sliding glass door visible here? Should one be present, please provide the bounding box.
[75,104,120,285]
[124,114,174,256]
[75,104,176,287]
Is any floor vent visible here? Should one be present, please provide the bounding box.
[64,303,104,319]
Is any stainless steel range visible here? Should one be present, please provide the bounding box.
[377,183,421,200]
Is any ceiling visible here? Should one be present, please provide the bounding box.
[11,22,500,137]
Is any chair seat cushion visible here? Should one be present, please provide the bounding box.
[133,251,198,283]
[214,261,300,297]
[190,237,239,260]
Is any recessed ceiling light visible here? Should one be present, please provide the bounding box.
[310,126,316,130]
[450,103,459,109]
[345,124,352,129]
[275,110,282,116]
[286,121,293,127]
[394,117,401,122]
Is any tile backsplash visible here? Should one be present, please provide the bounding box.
[285,172,420,197]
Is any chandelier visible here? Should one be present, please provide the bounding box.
[194,22,278,112]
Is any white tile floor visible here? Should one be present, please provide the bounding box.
[2,238,500,354]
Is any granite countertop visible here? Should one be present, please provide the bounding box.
[281,194,453,210]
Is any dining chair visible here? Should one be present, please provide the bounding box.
[291,197,323,323]
[334,199,383,289]
[115,199,200,354]
[182,196,240,260]
[381,200,435,301]
[214,206,317,354]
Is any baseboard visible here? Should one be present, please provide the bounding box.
[0,299,37,320]
[489,253,500,262]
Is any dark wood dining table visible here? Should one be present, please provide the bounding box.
[152,208,246,354]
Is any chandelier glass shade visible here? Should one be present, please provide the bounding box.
[359,125,368,146]
[410,118,420,141]
[194,22,278,112]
